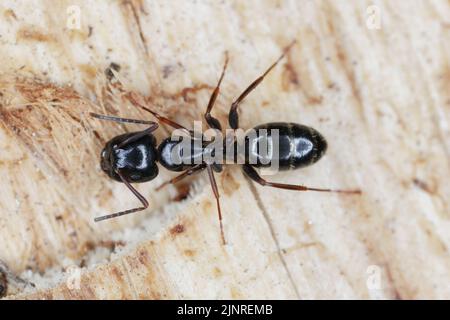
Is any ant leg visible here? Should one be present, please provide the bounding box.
[140,105,192,133]
[204,52,229,131]
[94,170,149,222]
[228,41,296,129]
[90,112,157,125]
[90,113,159,148]
[127,92,193,134]
[156,164,206,191]
[242,165,361,194]
[206,165,226,245]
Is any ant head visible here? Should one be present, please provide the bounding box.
[100,132,159,183]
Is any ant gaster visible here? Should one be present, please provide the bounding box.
[91,42,361,245]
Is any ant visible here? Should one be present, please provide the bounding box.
[91,41,361,244]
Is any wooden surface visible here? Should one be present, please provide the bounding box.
[0,0,449,299]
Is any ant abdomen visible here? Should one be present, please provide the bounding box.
[245,122,328,170]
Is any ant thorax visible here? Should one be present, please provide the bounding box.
[168,123,281,170]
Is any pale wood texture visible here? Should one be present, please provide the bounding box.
[0,0,449,299]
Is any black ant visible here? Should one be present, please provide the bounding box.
[91,42,361,244]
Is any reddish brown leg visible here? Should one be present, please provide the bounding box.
[156,164,206,191]
[204,52,229,131]
[94,170,149,222]
[243,165,361,194]
[228,41,296,129]
[206,165,226,245]
[127,92,192,134]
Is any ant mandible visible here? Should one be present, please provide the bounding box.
[91,41,361,245]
